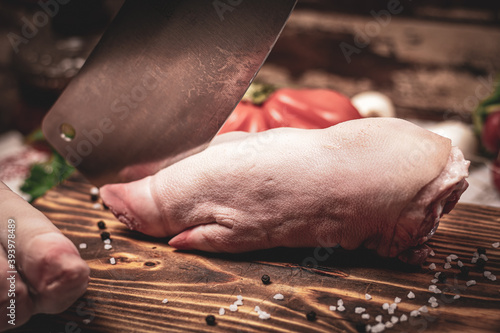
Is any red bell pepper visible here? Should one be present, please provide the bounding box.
[218,88,361,134]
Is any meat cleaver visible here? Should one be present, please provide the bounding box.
[42,0,297,187]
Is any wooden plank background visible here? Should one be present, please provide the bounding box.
[1,0,500,134]
[10,173,500,332]
[258,4,500,122]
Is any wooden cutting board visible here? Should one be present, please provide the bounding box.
[11,173,500,332]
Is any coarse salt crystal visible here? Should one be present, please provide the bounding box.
[449,254,458,260]
[162,298,168,304]
[394,297,401,304]
[355,307,366,314]
[375,315,383,322]
[400,314,408,322]
[429,263,436,270]
[428,297,437,303]
[488,275,497,281]
[428,285,437,292]
[219,308,225,315]
[431,279,438,284]
[79,243,87,249]
[457,260,464,268]
[258,311,271,320]
[471,257,478,264]
[234,299,243,306]
[337,299,343,306]
[329,305,336,311]
[104,239,111,244]
[446,256,452,263]
[444,263,452,269]
[434,272,442,278]
[419,306,429,313]
[434,288,442,294]
[362,313,370,320]
[390,316,398,324]
[387,308,395,315]
[492,242,500,248]
[466,280,476,287]
[371,323,386,333]
[430,250,435,257]
[480,254,488,261]
[366,325,372,333]
[254,306,261,312]
[337,305,345,312]
[407,291,415,299]
[90,187,99,195]
[273,293,284,300]
[83,319,91,325]
[453,294,460,300]
[472,251,479,258]
[104,244,112,250]
[382,303,389,310]
[237,295,243,301]
[229,304,238,312]
[109,257,116,265]
[365,293,372,300]
[484,271,492,278]
[431,302,439,308]
[385,321,393,328]
[92,203,101,210]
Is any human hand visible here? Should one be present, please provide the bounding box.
[0,182,90,331]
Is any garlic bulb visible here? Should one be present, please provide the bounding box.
[351,91,396,118]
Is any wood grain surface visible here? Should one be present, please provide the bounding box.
[11,173,500,333]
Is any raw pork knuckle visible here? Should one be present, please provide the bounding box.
[100,118,469,264]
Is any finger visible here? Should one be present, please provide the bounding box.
[0,244,33,330]
[0,182,90,314]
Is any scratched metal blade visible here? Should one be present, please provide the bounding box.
[42,0,296,186]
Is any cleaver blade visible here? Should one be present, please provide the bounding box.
[42,0,296,187]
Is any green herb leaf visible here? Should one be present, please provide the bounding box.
[242,82,277,105]
[473,76,500,134]
[21,150,75,202]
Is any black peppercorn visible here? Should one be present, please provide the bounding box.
[306,311,316,321]
[100,231,111,241]
[476,258,486,269]
[102,202,109,210]
[458,266,470,278]
[438,273,447,284]
[477,247,486,255]
[97,221,106,230]
[261,274,271,285]
[355,322,366,333]
[205,315,216,326]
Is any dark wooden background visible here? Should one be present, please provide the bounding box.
[1,0,500,133]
